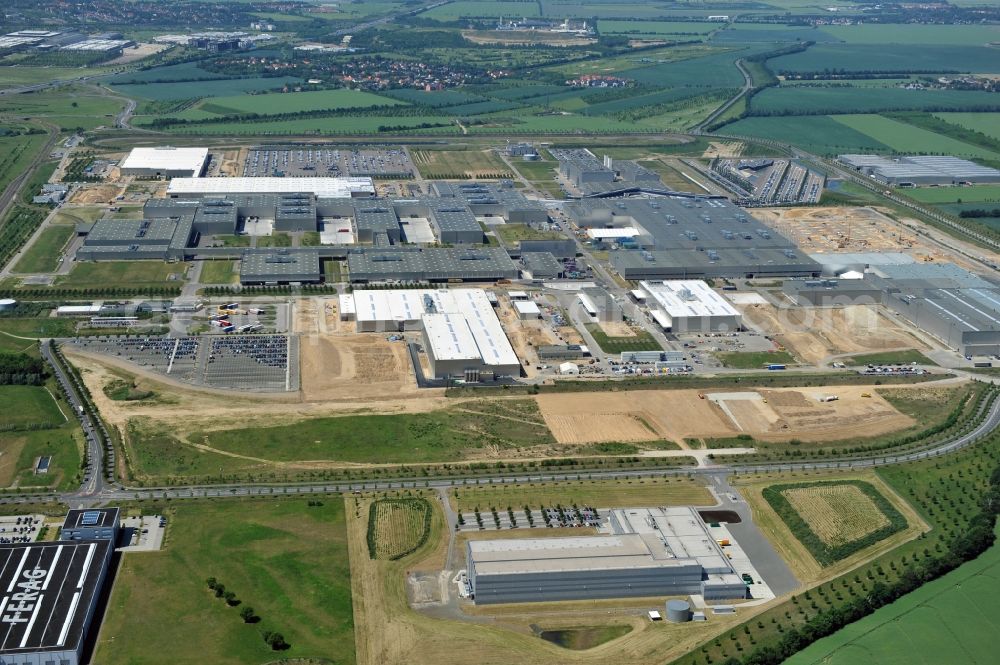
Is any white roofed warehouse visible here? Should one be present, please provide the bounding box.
[640,280,741,333]
[120,147,209,178]
[351,288,521,379]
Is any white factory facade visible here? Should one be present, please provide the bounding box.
[640,280,741,333]
[350,288,521,380]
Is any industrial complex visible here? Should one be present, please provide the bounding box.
[837,154,1000,186]
[467,507,748,605]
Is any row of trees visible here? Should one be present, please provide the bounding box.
[0,351,47,386]
[205,578,288,650]
[719,462,1000,665]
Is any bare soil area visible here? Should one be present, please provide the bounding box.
[536,385,914,445]
[70,183,122,204]
[299,333,420,402]
[741,304,925,364]
[597,320,636,337]
[702,141,744,158]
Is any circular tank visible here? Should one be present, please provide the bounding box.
[0,298,15,312]
[666,599,691,623]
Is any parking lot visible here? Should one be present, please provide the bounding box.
[0,514,43,544]
[119,515,166,552]
[243,146,415,178]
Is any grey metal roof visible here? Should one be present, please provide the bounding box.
[240,248,320,278]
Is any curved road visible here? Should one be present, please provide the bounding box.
[6,347,999,507]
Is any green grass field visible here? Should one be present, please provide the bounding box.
[495,223,563,245]
[0,427,81,490]
[95,498,355,665]
[841,350,935,366]
[0,132,49,197]
[411,149,510,178]
[934,112,1000,141]
[721,115,890,155]
[716,350,795,369]
[597,20,717,36]
[0,90,124,132]
[0,317,77,339]
[0,384,65,429]
[785,524,1000,665]
[751,87,1000,116]
[821,23,1000,45]
[769,44,998,74]
[193,89,404,116]
[199,260,238,285]
[833,114,999,159]
[57,261,188,288]
[114,77,304,101]
[12,226,73,273]
[423,1,541,19]
[584,324,661,354]
[905,185,1000,204]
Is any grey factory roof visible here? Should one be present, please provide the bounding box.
[354,203,399,231]
[347,247,517,280]
[870,262,995,290]
[521,251,562,277]
[838,154,1000,182]
[567,196,788,250]
[86,218,180,244]
[893,286,1000,335]
[612,247,819,275]
[429,202,480,232]
[240,248,320,278]
[0,540,111,656]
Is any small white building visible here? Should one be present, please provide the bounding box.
[513,300,541,320]
[559,361,579,375]
[56,304,102,316]
[338,293,356,321]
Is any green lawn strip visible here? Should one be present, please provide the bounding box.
[12,225,74,273]
[56,261,188,288]
[199,260,238,285]
[840,350,936,366]
[0,384,65,429]
[716,350,795,369]
[584,323,661,354]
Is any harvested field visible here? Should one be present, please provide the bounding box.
[783,484,890,546]
[70,183,122,204]
[536,386,914,445]
[740,304,925,365]
[702,141,743,158]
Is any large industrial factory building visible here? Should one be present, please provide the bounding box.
[0,508,119,665]
[351,288,521,379]
[468,507,747,605]
[639,280,742,333]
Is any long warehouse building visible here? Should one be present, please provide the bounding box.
[352,288,521,379]
[468,507,747,605]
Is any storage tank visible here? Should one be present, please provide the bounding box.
[666,599,691,623]
[0,298,15,312]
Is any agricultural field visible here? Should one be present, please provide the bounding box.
[763,480,908,565]
[821,23,1000,45]
[935,112,1000,141]
[785,525,1000,665]
[768,44,999,74]
[422,1,542,19]
[186,89,404,117]
[596,20,718,37]
[832,114,999,159]
[12,226,74,274]
[56,261,188,289]
[720,116,891,155]
[904,185,1000,204]
[367,498,432,560]
[411,149,512,179]
[749,87,1000,116]
[95,498,355,665]
[113,77,304,101]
